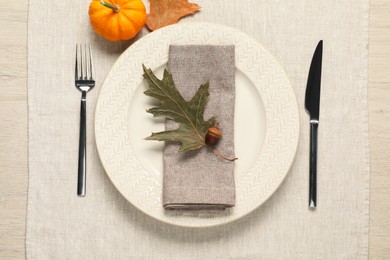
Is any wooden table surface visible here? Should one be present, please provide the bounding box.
[1,0,389,259]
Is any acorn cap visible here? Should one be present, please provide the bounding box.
[205,127,222,146]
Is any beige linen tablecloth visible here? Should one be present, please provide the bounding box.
[27,0,369,259]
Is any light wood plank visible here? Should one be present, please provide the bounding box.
[368,1,390,257]
[0,0,28,259]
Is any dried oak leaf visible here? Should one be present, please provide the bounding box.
[146,0,201,31]
[143,65,216,153]
[143,65,238,161]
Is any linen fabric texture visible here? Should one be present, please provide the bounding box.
[163,45,236,210]
[26,0,369,259]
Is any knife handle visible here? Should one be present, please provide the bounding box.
[309,121,318,208]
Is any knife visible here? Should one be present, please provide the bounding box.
[305,40,323,208]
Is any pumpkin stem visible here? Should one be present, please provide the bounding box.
[100,0,120,13]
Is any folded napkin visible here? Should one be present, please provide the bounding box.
[163,45,236,210]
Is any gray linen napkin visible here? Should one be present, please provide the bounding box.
[163,45,236,210]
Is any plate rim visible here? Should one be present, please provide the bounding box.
[95,21,300,227]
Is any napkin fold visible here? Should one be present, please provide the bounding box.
[163,45,236,210]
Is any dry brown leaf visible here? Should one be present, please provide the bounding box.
[146,0,201,31]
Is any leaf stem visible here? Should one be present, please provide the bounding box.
[207,145,237,162]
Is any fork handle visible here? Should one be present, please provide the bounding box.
[78,91,87,197]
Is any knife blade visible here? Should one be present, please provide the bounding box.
[305,40,323,208]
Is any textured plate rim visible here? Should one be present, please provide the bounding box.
[95,22,300,228]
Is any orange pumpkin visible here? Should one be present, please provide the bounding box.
[89,0,146,42]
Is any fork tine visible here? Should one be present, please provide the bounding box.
[75,44,95,82]
[88,45,94,80]
[84,43,89,79]
[75,44,79,81]
[80,44,84,79]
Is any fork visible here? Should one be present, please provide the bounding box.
[75,44,95,197]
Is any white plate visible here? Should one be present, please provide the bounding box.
[95,22,299,227]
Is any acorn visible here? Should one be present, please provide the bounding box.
[205,127,222,146]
